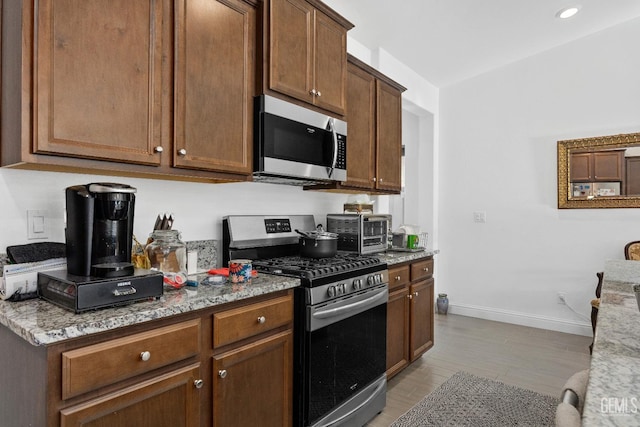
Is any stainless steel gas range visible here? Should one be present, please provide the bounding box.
[223,215,388,427]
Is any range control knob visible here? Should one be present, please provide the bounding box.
[340,283,347,294]
[352,278,363,290]
[327,286,336,298]
[367,275,375,286]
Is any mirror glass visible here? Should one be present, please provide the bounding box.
[558,132,640,208]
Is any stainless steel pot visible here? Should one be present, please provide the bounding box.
[297,226,338,258]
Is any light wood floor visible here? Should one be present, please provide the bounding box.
[367,313,592,426]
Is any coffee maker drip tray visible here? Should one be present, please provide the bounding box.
[37,269,163,313]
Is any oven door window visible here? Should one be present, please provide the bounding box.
[306,300,386,424]
[262,113,333,166]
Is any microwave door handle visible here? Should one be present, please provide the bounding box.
[327,118,338,178]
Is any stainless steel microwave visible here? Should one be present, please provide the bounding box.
[253,95,347,185]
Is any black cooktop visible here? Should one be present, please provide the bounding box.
[252,253,384,280]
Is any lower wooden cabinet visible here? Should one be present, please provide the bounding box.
[386,257,434,379]
[60,364,202,427]
[0,289,294,427]
[212,292,293,426]
[213,330,293,426]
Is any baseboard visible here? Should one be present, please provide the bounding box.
[446,303,592,337]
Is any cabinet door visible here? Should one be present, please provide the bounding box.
[593,151,623,181]
[213,330,292,426]
[626,157,640,195]
[409,278,434,362]
[344,62,375,189]
[174,0,254,174]
[269,0,314,105]
[376,80,403,192]
[386,285,410,379]
[313,10,347,115]
[35,0,164,165]
[570,153,592,181]
[60,364,201,427]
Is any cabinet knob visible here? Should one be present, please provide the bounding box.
[423,267,429,272]
[407,294,413,299]
[154,146,163,153]
[218,369,227,379]
[178,148,187,156]
[140,351,151,362]
[316,90,321,97]
[379,178,383,183]
[372,177,377,182]
[257,316,266,324]
[309,89,317,96]
[395,275,401,281]
[414,291,419,296]
[194,379,204,389]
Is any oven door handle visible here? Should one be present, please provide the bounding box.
[311,287,388,327]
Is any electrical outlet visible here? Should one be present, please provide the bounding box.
[473,211,486,223]
[557,292,566,304]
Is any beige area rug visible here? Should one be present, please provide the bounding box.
[390,371,559,426]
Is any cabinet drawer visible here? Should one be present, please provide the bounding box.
[388,265,410,290]
[62,319,201,400]
[411,258,434,281]
[213,293,293,348]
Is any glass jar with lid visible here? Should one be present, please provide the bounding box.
[145,229,187,288]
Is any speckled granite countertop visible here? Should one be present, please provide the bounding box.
[0,273,299,347]
[0,249,437,348]
[583,259,640,426]
[377,249,438,266]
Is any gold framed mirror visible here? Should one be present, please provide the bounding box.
[558,132,640,208]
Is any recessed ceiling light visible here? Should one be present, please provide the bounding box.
[556,6,581,19]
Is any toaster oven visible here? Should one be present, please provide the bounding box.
[326,214,391,255]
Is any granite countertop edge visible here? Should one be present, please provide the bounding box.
[582,259,640,426]
[0,250,437,347]
[0,273,300,347]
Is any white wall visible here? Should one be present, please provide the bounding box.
[0,169,352,262]
[438,17,640,335]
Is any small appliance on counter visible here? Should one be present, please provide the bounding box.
[326,213,391,255]
[37,183,163,313]
[391,224,428,252]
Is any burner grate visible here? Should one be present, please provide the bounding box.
[252,254,383,280]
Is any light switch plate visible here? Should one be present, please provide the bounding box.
[27,209,49,240]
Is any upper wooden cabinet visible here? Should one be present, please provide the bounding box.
[1,0,255,183]
[309,55,406,194]
[34,0,164,165]
[570,150,624,182]
[174,0,255,174]
[261,0,353,116]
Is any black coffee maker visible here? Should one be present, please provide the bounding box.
[65,182,137,278]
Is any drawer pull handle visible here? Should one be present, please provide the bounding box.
[194,379,204,389]
[113,286,137,297]
[218,370,227,379]
[257,316,266,324]
[140,351,151,362]
[423,267,429,272]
